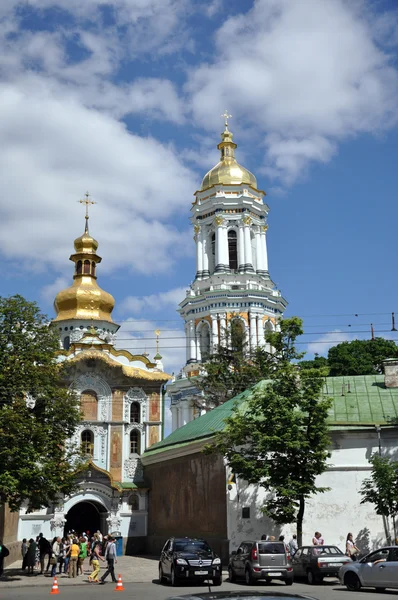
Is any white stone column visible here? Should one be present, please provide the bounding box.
[181,401,191,426]
[261,226,269,273]
[250,313,257,349]
[257,316,265,347]
[255,227,264,274]
[185,323,190,363]
[188,320,197,362]
[211,315,219,350]
[214,217,228,273]
[195,226,203,279]
[196,331,202,362]
[202,228,209,278]
[176,406,181,429]
[238,225,245,272]
[222,225,229,271]
[243,218,254,272]
[219,313,227,345]
[171,404,178,432]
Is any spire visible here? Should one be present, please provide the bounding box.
[78,191,96,234]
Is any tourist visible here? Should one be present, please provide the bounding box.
[67,538,80,578]
[88,534,104,583]
[26,539,37,575]
[288,534,298,557]
[98,536,117,584]
[63,537,70,574]
[77,536,87,575]
[51,537,61,577]
[37,533,51,574]
[312,531,324,545]
[346,533,360,561]
[21,538,28,570]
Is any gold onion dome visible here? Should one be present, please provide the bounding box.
[53,219,115,323]
[200,124,257,190]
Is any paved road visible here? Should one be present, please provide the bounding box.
[1,577,396,600]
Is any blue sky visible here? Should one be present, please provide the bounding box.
[0,0,398,374]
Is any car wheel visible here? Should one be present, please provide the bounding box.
[285,579,293,586]
[307,570,317,585]
[344,572,361,591]
[245,568,255,585]
[171,567,179,587]
[212,575,222,586]
[158,564,166,584]
[228,567,236,582]
[375,588,386,593]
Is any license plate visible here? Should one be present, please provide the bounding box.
[269,572,282,576]
[333,563,343,567]
[194,570,208,575]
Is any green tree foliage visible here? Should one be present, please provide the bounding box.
[328,338,398,376]
[360,454,398,542]
[298,354,330,376]
[197,318,272,409]
[206,317,332,546]
[0,295,83,511]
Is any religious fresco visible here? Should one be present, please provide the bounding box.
[150,393,160,421]
[148,425,159,448]
[110,428,122,468]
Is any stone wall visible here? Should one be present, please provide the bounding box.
[0,504,20,567]
[145,451,229,561]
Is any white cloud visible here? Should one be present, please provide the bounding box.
[41,276,69,303]
[120,287,187,314]
[307,330,351,356]
[187,0,398,184]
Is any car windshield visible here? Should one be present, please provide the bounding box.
[258,543,285,554]
[311,546,343,555]
[174,540,212,553]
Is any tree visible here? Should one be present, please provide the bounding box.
[205,317,332,546]
[360,454,398,543]
[328,338,398,376]
[0,295,83,511]
[196,319,272,409]
[298,354,330,376]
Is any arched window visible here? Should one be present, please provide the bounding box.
[128,493,139,511]
[230,319,245,353]
[63,336,70,350]
[130,402,140,423]
[83,260,91,274]
[228,230,238,270]
[91,261,96,276]
[130,430,140,455]
[81,430,94,456]
[76,260,82,275]
[80,390,98,420]
[199,324,210,359]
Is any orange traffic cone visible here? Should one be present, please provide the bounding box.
[50,576,59,595]
[114,573,125,592]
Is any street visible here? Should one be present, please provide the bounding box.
[1,577,396,600]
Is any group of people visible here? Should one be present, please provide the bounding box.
[21,530,118,583]
[261,530,361,560]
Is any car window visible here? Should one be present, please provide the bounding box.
[311,546,343,556]
[258,543,285,554]
[301,548,309,556]
[294,549,302,559]
[364,549,389,563]
[174,540,212,553]
[162,540,171,552]
[389,548,398,562]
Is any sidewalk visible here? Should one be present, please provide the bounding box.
[0,555,159,588]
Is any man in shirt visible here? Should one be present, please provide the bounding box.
[98,537,117,584]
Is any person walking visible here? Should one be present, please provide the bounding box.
[26,539,37,575]
[77,536,87,576]
[288,534,298,557]
[37,533,51,574]
[88,535,105,583]
[67,538,80,578]
[346,533,360,561]
[21,538,28,571]
[98,536,117,585]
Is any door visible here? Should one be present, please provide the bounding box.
[298,547,311,576]
[379,547,398,588]
[292,549,303,577]
[360,548,390,587]
[161,540,172,576]
[234,543,251,576]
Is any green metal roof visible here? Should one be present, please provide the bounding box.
[144,375,398,457]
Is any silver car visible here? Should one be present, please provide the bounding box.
[339,545,398,592]
[228,540,293,585]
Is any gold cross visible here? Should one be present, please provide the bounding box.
[154,329,161,355]
[221,110,232,127]
[78,192,97,232]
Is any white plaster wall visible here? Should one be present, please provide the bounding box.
[227,429,396,553]
[119,513,147,537]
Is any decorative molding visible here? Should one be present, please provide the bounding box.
[106,513,121,531]
[74,422,107,462]
[194,224,200,234]
[72,373,112,421]
[125,422,144,433]
[214,215,224,227]
[70,329,84,343]
[124,458,144,482]
[50,515,66,531]
[261,224,268,233]
[124,388,147,422]
[242,215,252,226]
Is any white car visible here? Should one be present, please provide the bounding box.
[339,546,398,592]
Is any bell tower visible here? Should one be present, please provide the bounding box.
[167,116,288,431]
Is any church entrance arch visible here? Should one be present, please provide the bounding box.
[64,500,108,537]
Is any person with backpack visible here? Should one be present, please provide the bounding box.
[98,536,117,584]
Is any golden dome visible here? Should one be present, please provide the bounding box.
[201,126,257,191]
[53,220,115,323]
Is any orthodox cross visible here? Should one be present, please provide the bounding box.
[221,110,232,128]
[78,192,96,232]
[154,329,161,355]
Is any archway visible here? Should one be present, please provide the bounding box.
[64,500,108,537]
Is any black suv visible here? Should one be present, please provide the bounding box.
[159,537,222,586]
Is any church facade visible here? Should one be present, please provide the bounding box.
[167,117,287,430]
[17,210,170,553]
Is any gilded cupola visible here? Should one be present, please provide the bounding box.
[53,209,115,323]
[200,116,257,191]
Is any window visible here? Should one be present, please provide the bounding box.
[128,493,139,511]
[130,402,140,423]
[76,260,82,275]
[242,507,250,519]
[258,543,285,554]
[83,260,91,274]
[92,261,96,276]
[228,230,238,270]
[364,549,389,564]
[199,323,210,358]
[130,430,140,455]
[81,430,94,456]
[63,336,70,350]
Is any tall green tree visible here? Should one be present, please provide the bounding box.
[206,317,332,546]
[328,338,398,376]
[196,319,272,409]
[360,454,398,542]
[0,295,84,511]
[298,354,330,376]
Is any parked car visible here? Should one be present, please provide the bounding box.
[292,545,351,584]
[339,545,398,592]
[167,594,317,600]
[228,540,293,585]
[159,537,222,586]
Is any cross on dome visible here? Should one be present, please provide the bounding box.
[221,110,232,128]
[78,192,97,232]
